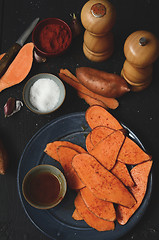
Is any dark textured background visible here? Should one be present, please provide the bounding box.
[0,0,159,239]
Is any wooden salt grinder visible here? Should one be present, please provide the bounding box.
[81,0,116,62]
[121,30,159,91]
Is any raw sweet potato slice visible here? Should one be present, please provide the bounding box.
[80,187,116,221]
[72,153,136,208]
[77,91,108,109]
[90,126,114,146]
[44,141,86,162]
[118,136,151,165]
[111,161,134,187]
[72,209,83,220]
[90,130,125,170]
[85,105,122,130]
[74,192,115,231]
[0,43,34,92]
[60,68,78,82]
[85,132,94,153]
[59,72,119,109]
[117,160,152,225]
[57,146,85,190]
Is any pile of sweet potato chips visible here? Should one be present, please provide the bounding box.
[44,105,152,231]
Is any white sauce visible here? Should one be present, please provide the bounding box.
[29,78,60,112]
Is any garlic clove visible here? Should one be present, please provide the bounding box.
[4,97,23,117]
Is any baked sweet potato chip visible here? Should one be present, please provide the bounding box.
[44,106,152,232]
[80,187,116,221]
[117,160,152,225]
[85,105,122,130]
[57,146,85,190]
[111,161,134,187]
[72,153,136,208]
[74,192,115,231]
[118,137,151,164]
[90,126,114,146]
[72,209,83,220]
[85,132,94,153]
[90,130,125,170]
[44,140,86,162]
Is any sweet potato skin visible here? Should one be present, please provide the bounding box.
[72,153,136,208]
[117,161,152,225]
[80,187,116,221]
[74,192,115,231]
[76,67,130,98]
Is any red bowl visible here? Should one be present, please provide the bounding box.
[32,18,72,57]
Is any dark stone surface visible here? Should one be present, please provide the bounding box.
[0,0,159,239]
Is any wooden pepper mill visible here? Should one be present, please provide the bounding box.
[81,0,116,62]
[121,30,159,91]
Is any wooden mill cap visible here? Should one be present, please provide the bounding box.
[81,0,116,36]
[124,30,159,68]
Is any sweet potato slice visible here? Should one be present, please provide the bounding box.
[90,126,114,146]
[60,68,78,82]
[117,160,152,225]
[74,192,115,231]
[118,136,151,165]
[72,209,83,220]
[111,161,134,187]
[59,73,119,109]
[85,132,94,153]
[44,141,86,162]
[0,43,34,92]
[90,130,125,170]
[57,146,85,190]
[77,91,108,109]
[80,187,116,221]
[72,153,136,208]
[85,105,122,130]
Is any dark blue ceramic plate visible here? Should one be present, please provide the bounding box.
[17,112,152,240]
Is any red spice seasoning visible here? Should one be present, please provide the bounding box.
[39,23,71,54]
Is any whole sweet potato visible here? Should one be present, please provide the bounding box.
[76,67,130,98]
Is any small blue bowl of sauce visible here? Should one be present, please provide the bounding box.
[22,165,67,209]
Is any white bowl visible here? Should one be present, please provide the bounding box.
[23,73,66,114]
